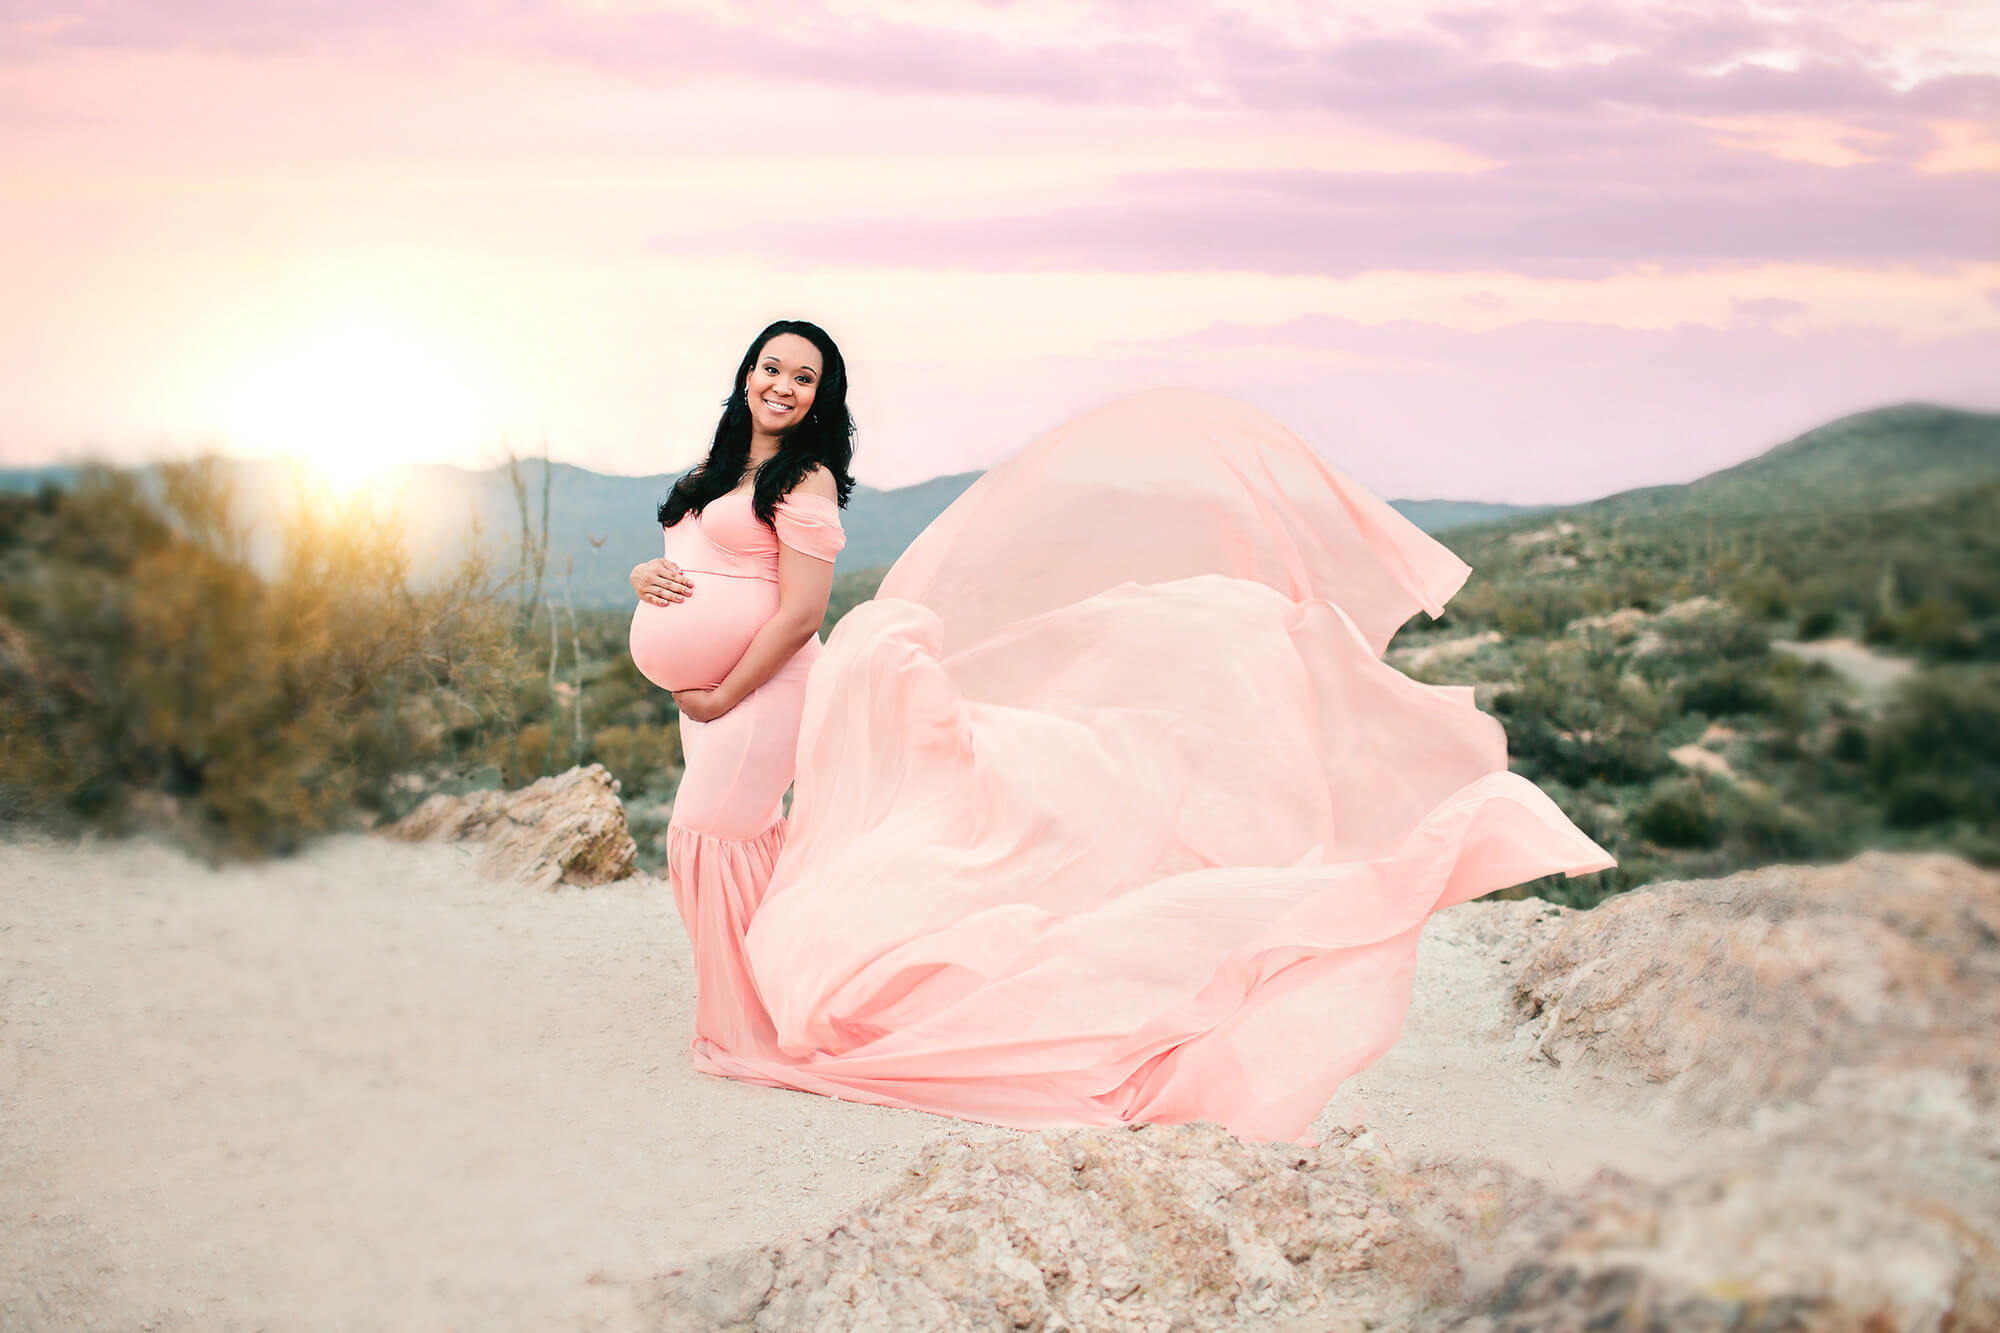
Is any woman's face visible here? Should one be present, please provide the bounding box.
[744,333,823,438]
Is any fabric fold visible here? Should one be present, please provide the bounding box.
[669,386,1614,1142]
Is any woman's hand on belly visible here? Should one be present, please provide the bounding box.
[631,558,693,607]
[672,686,734,723]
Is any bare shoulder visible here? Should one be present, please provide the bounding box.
[789,465,840,502]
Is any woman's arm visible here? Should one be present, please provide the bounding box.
[673,471,839,721]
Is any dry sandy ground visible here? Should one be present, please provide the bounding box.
[1,832,1697,1331]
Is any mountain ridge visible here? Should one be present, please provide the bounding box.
[5,399,1992,607]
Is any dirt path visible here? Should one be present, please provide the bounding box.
[1770,635,1916,708]
[1,834,1704,1330]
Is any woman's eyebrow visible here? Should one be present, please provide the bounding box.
[762,358,819,375]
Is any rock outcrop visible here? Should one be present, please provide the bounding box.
[1513,850,2000,1122]
[380,762,637,889]
[642,851,2000,1330]
[644,1123,1565,1332]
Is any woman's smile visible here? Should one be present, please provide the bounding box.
[746,332,822,440]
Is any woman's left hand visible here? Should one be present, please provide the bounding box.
[672,687,734,723]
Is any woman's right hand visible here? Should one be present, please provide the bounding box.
[632,558,694,607]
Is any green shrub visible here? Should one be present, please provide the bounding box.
[590,723,681,796]
[1725,570,1791,618]
[1674,663,1775,718]
[1865,666,2000,828]
[1901,597,1970,647]
[1494,649,1672,789]
[1717,785,1829,861]
[1632,779,1721,849]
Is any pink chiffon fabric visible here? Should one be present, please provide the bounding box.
[664,386,1614,1143]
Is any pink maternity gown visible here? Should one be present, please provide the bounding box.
[631,387,1615,1143]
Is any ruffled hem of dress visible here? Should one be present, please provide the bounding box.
[667,817,790,1057]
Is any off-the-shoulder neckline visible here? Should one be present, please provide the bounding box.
[705,486,837,510]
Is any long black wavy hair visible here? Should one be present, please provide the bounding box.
[657,319,857,530]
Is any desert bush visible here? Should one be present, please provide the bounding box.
[1673,662,1773,718]
[594,647,680,727]
[1632,778,1721,849]
[590,723,681,796]
[1865,596,1977,660]
[1725,569,1791,618]
[498,716,595,785]
[508,721,553,784]
[1716,784,1829,861]
[0,459,522,856]
[1865,666,2000,830]
[1493,646,1672,788]
[1658,606,1770,666]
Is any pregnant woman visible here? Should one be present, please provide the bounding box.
[628,319,853,1057]
[633,319,1615,1143]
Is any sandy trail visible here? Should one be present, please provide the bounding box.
[1770,635,1915,707]
[1,833,1699,1331]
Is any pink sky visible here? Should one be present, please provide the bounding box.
[2,0,1997,502]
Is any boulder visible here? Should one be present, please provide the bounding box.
[381,762,638,890]
[1512,850,2000,1123]
[641,1123,1547,1332]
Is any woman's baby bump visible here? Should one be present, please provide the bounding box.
[629,571,780,693]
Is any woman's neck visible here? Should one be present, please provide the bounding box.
[728,447,778,497]
[747,425,784,465]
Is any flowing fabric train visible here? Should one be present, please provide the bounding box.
[669,386,1614,1142]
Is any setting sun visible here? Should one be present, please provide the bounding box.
[223,319,484,494]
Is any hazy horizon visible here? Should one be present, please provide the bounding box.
[5,392,1990,510]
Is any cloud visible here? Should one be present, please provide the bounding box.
[0,0,480,61]
[1191,10,1996,130]
[6,1,1993,137]
[1728,296,1810,327]
[9,1,1994,280]
[647,144,2000,275]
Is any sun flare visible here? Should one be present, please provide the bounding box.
[223,320,484,495]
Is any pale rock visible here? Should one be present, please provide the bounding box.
[379,762,638,890]
[1511,851,2000,1123]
